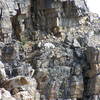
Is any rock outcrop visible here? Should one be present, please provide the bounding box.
[0,0,100,100]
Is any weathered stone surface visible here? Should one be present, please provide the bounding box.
[85,64,100,78]
[86,47,100,64]
[86,75,100,95]
[0,61,7,82]
[2,76,37,90]
[0,76,40,100]
[0,0,100,100]
[14,91,33,100]
[0,88,16,100]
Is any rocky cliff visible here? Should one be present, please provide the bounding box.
[0,0,100,100]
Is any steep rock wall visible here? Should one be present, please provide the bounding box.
[0,0,100,100]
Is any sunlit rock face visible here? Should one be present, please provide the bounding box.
[87,0,100,16]
[0,0,100,100]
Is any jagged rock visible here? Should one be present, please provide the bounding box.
[70,76,84,98]
[14,91,33,100]
[44,43,55,49]
[23,41,33,55]
[86,75,100,95]
[0,76,40,100]
[64,33,74,46]
[74,48,85,59]
[34,69,49,90]
[73,39,81,47]
[0,88,16,100]
[0,0,100,100]
[86,47,100,64]
[2,44,16,62]
[13,85,40,100]
[85,47,100,77]
[0,61,7,82]
[85,64,100,78]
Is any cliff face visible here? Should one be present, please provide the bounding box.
[0,0,100,100]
